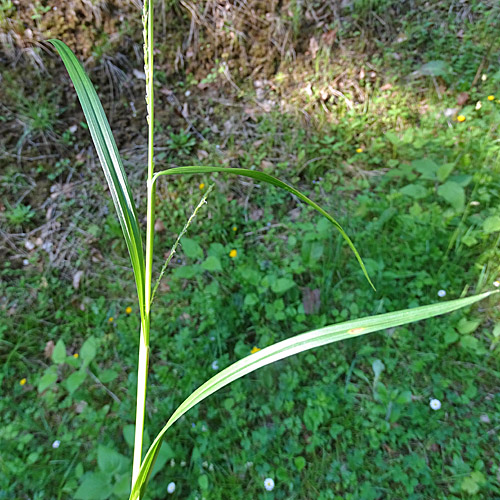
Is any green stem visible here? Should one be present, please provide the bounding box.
[132,0,155,491]
[132,327,149,484]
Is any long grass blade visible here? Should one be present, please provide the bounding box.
[153,166,375,290]
[49,39,146,323]
[130,290,497,498]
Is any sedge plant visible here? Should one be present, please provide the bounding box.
[46,1,497,498]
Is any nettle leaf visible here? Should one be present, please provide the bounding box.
[437,181,465,211]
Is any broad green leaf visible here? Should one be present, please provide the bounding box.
[438,181,465,211]
[173,264,200,279]
[65,370,87,394]
[52,339,66,364]
[412,158,438,179]
[483,215,500,234]
[400,184,428,199]
[129,290,496,499]
[153,166,375,290]
[437,163,455,182]
[198,474,209,490]
[80,335,97,366]
[493,323,500,338]
[112,474,132,497]
[38,367,58,393]
[201,255,222,272]
[294,456,306,471]
[457,317,480,334]
[49,40,146,327]
[181,237,203,259]
[99,369,118,383]
[443,328,459,345]
[417,60,452,77]
[271,277,296,294]
[460,335,479,351]
[97,445,128,475]
[75,472,114,500]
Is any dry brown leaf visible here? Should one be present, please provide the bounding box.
[302,288,321,315]
[250,208,264,221]
[154,219,165,233]
[309,37,319,59]
[72,270,84,290]
[457,92,469,106]
[44,340,55,359]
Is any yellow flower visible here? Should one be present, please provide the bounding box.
[229,249,237,258]
[125,306,132,314]
[73,353,79,359]
[232,226,237,232]
[457,115,466,122]
[108,316,114,323]
[199,183,205,190]
[250,346,261,354]
[356,148,363,153]
[20,378,27,386]
[487,95,495,101]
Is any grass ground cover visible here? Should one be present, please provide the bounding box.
[1,1,500,499]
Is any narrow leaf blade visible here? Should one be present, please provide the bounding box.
[49,39,146,321]
[153,166,375,290]
[130,290,497,498]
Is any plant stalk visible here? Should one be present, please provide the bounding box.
[132,0,155,491]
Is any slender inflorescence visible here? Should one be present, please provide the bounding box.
[131,0,155,492]
[151,183,215,306]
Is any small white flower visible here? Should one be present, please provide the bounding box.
[167,482,176,494]
[430,398,441,411]
[437,290,446,298]
[170,459,175,467]
[25,240,35,251]
[211,360,219,371]
[493,281,500,288]
[52,440,61,449]
[475,101,482,110]
[23,259,29,266]
[181,461,187,467]
[481,74,487,81]
[264,478,275,491]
